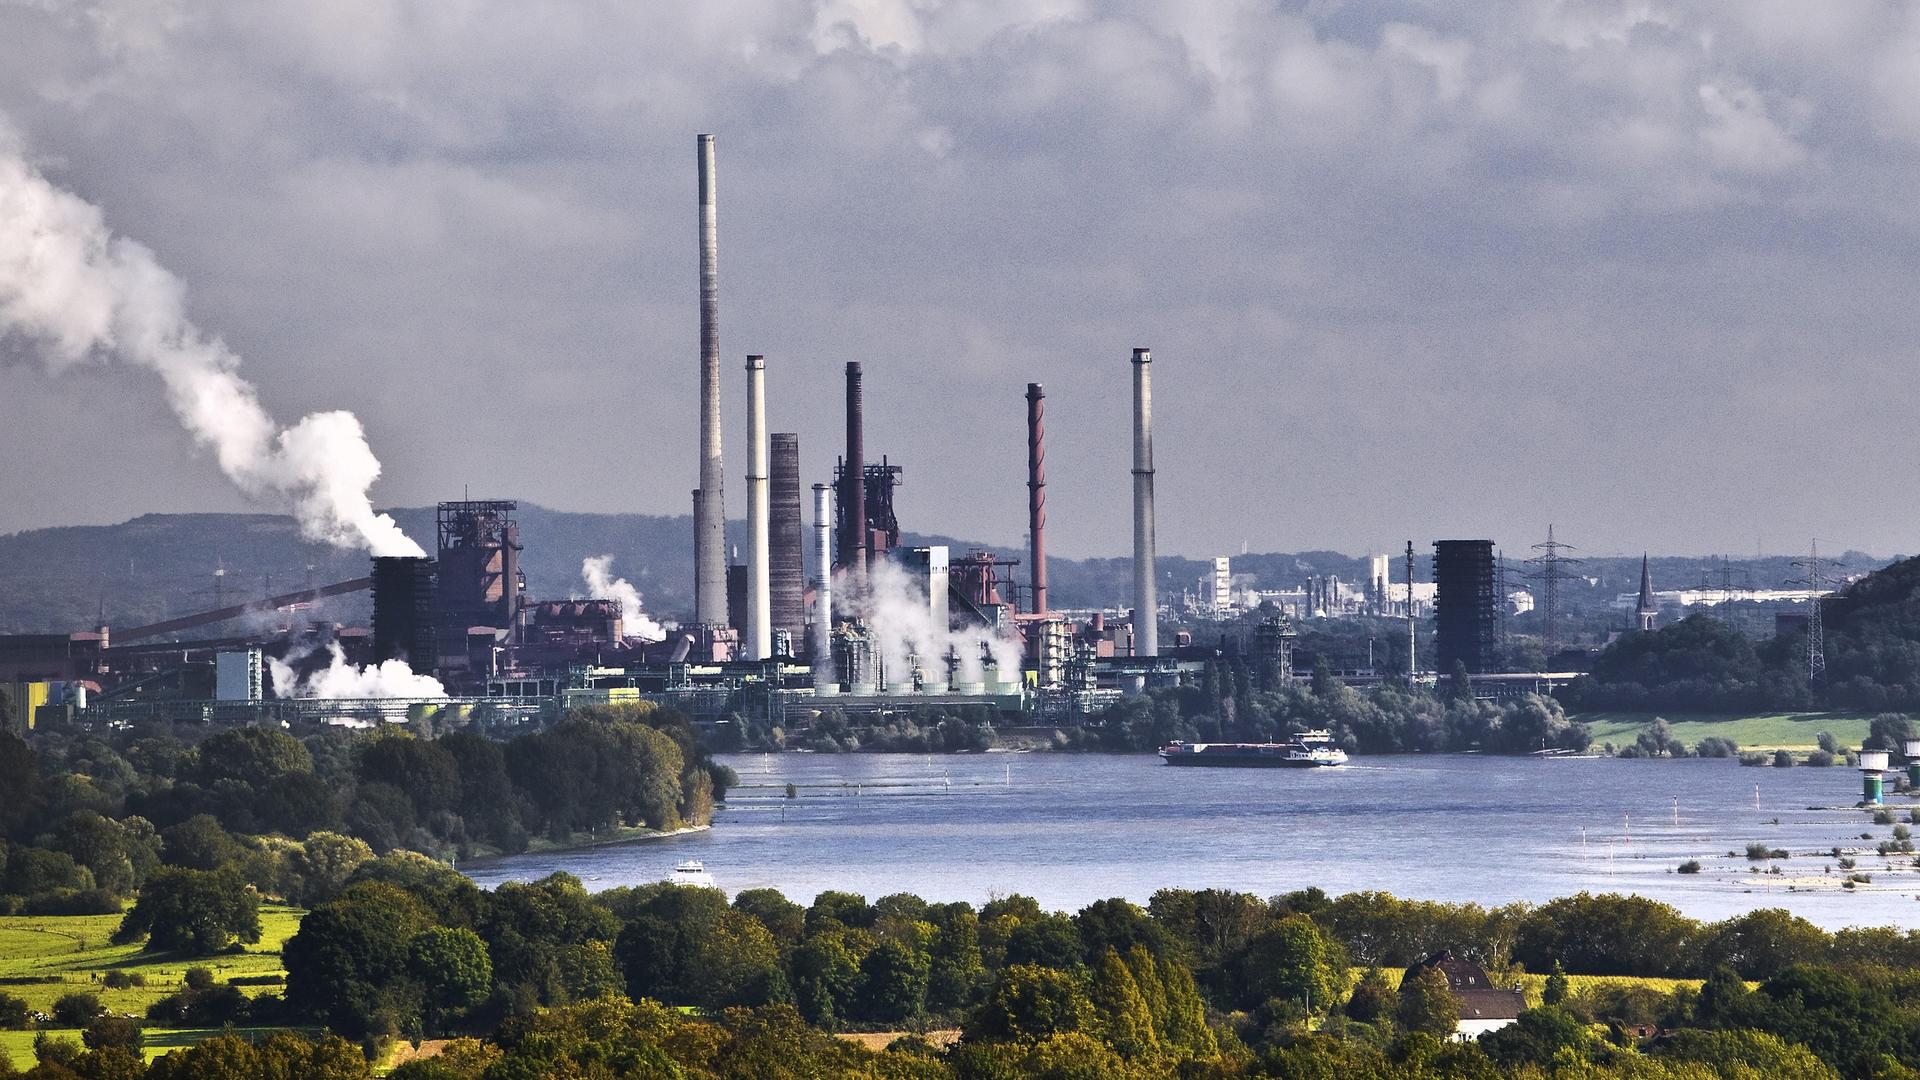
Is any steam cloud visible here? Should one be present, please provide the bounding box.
[852,558,1021,687]
[268,642,448,700]
[0,122,422,556]
[581,555,668,643]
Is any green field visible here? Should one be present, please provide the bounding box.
[0,905,303,1069]
[1576,711,1878,753]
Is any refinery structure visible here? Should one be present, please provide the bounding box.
[0,133,1842,738]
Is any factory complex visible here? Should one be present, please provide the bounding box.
[2,136,1599,740]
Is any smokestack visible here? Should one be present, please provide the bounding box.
[1131,348,1158,657]
[694,134,728,629]
[770,433,804,652]
[744,355,771,660]
[812,482,834,690]
[1026,383,1048,615]
[842,361,867,580]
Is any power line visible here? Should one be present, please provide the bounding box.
[1787,540,1844,689]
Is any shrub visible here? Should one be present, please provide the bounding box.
[0,991,29,1029]
[21,888,123,916]
[101,971,145,990]
[82,1015,142,1052]
[1695,737,1739,758]
[1677,860,1702,874]
[1808,750,1836,768]
[1772,750,1794,767]
[183,967,214,991]
[51,991,104,1027]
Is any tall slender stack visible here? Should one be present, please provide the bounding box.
[1026,383,1048,615]
[1131,348,1158,657]
[840,361,867,580]
[770,433,805,651]
[744,355,770,660]
[694,134,728,629]
[812,483,834,689]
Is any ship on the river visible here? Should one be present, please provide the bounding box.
[1158,730,1348,768]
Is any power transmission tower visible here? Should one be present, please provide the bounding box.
[1526,525,1582,657]
[1788,541,1844,688]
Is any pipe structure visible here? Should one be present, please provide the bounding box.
[1131,348,1158,657]
[744,355,771,660]
[769,433,805,651]
[812,483,835,690]
[843,361,867,581]
[1026,382,1048,615]
[694,134,728,628]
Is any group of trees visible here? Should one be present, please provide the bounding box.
[13,882,1920,1079]
[1090,660,1590,755]
[0,703,731,916]
[735,705,999,754]
[1571,554,1920,713]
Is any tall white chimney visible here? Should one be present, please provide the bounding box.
[812,482,835,692]
[694,134,728,628]
[744,355,771,659]
[1132,347,1158,657]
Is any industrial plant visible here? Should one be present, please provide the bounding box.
[0,134,1848,741]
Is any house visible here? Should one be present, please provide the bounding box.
[1404,951,1526,1039]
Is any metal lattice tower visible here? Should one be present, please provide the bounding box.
[1788,540,1843,688]
[1525,525,1582,657]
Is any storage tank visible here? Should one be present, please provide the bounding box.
[1860,749,1891,805]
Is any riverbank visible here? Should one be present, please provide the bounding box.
[462,823,712,867]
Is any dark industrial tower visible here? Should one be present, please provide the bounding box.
[372,556,437,670]
[693,134,728,629]
[435,500,522,646]
[1433,540,1498,674]
[769,432,805,653]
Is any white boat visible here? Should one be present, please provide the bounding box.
[669,860,717,889]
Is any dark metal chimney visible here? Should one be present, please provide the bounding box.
[1026,382,1048,615]
[841,361,867,579]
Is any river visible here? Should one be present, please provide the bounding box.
[463,753,1920,929]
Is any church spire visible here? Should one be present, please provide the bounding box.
[1634,553,1657,632]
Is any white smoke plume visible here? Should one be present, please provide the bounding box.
[850,557,1021,687]
[0,123,423,556]
[581,555,668,643]
[268,641,447,699]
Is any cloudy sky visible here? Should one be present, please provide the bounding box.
[2,0,1917,560]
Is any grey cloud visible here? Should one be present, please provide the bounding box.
[1,0,1917,562]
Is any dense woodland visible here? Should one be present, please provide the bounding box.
[1569,555,1920,713]
[0,703,732,917]
[7,875,1920,1078]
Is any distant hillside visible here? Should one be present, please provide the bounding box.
[0,509,1888,637]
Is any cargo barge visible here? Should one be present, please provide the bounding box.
[1158,729,1348,767]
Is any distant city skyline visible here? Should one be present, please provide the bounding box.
[4,3,1919,560]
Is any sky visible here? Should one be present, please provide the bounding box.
[1,0,1917,561]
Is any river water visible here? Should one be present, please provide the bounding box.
[464,753,1920,930]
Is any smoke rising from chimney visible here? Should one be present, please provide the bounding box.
[0,124,423,557]
[269,641,447,699]
[581,555,669,643]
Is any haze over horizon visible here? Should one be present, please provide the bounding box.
[4,2,1918,560]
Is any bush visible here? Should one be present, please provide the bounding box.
[1807,750,1836,768]
[183,967,214,991]
[1695,737,1739,758]
[0,991,29,1029]
[113,867,260,954]
[82,1015,142,1052]
[1873,809,1894,825]
[51,991,104,1027]
[20,888,123,916]
[1677,861,1702,874]
[1773,750,1794,768]
[101,971,145,990]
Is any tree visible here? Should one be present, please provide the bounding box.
[1479,1005,1593,1068]
[1396,966,1459,1037]
[1073,898,1166,966]
[283,881,432,1036]
[1156,954,1217,1057]
[0,732,40,840]
[1005,912,1086,970]
[1702,908,1831,981]
[1543,961,1568,1005]
[113,866,261,954]
[51,991,104,1027]
[965,965,1091,1043]
[789,934,860,1028]
[1232,916,1345,1013]
[1345,966,1394,1023]
[286,832,374,907]
[408,927,492,1033]
[1087,949,1159,1059]
[1512,892,1698,977]
[162,814,245,872]
[856,939,930,1023]
[82,1015,143,1053]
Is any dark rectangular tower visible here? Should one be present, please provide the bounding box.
[1432,540,1498,674]
[769,432,805,653]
